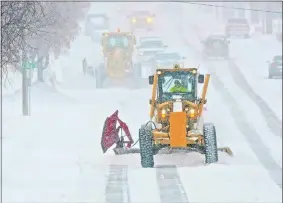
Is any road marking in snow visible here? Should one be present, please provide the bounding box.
[156,165,189,203]
[105,165,130,203]
[228,60,282,137]
[127,168,161,203]
[207,64,282,188]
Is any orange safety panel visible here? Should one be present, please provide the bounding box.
[169,112,187,147]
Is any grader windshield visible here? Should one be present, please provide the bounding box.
[107,35,129,48]
[158,71,197,102]
[102,32,135,51]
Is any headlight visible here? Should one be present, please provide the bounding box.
[146,17,153,23]
[188,109,195,118]
[161,109,166,118]
[132,18,137,23]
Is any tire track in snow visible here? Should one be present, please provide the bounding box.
[156,165,189,203]
[206,63,282,188]
[228,60,282,137]
[105,165,130,203]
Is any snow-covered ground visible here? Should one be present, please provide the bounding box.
[230,36,282,120]
[2,2,282,203]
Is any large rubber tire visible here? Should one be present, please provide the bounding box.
[203,123,218,164]
[139,124,154,168]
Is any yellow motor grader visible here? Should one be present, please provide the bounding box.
[135,65,233,168]
[100,64,232,168]
[95,29,141,88]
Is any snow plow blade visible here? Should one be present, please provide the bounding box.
[113,147,140,155]
[101,110,134,154]
[217,147,233,156]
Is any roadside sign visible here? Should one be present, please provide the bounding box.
[23,61,36,69]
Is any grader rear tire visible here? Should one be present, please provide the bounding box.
[139,124,154,168]
[203,123,218,164]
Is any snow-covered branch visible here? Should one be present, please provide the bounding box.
[1,1,90,79]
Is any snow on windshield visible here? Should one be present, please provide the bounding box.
[156,53,181,60]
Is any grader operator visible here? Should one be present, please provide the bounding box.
[95,29,141,88]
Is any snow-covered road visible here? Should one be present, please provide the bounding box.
[230,37,282,120]
[2,2,282,203]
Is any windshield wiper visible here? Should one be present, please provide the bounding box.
[163,78,174,92]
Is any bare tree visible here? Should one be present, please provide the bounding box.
[1,1,90,81]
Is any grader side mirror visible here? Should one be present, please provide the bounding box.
[198,74,204,83]
[149,75,154,85]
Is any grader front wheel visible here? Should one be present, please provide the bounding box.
[203,123,219,164]
[139,124,154,168]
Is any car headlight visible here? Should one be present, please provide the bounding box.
[132,18,136,23]
[146,17,153,23]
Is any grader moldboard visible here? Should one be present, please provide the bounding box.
[100,65,232,168]
[95,29,141,88]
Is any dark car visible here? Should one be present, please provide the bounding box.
[85,14,109,42]
[127,10,155,32]
[201,35,230,59]
[225,18,250,38]
[267,55,282,79]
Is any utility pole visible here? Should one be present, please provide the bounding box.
[22,51,29,116]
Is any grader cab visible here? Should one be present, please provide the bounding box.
[137,66,232,168]
[95,29,141,88]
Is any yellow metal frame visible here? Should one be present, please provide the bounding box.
[149,67,210,147]
[100,30,136,78]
